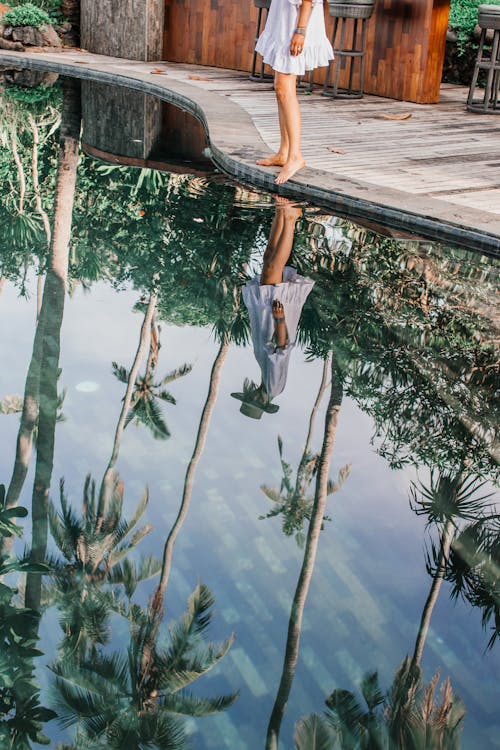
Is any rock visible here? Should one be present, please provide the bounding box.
[0,35,23,50]
[10,22,62,47]
[54,21,72,34]
[12,24,40,44]
[2,23,12,37]
[39,22,62,46]
[446,27,458,43]
[5,68,59,87]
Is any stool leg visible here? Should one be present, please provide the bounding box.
[333,19,347,96]
[250,8,263,80]
[467,29,486,107]
[359,18,368,96]
[484,29,500,110]
[347,19,358,94]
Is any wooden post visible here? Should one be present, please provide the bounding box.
[81,0,164,61]
[363,0,451,103]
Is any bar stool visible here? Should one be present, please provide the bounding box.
[467,4,500,113]
[322,1,376,99]
[250,0,272,82]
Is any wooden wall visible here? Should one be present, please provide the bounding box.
[163,0,451,103]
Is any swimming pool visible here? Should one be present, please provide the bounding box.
[0,69,499,749]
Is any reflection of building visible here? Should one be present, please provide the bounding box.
[81,80,212,175]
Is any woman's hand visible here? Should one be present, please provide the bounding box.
[290,32,305,56]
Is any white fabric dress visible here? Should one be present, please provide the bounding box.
[243,267,314,399]
[255,0,334,76]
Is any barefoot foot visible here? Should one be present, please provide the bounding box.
[256,153,288,167]
[275,157,306,184]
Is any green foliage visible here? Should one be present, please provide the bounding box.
[449,0,500,52]
[50,583,237,749]
[0,485,56,747]
[260,435,350,544]
[3,2,51,27]
[4,84,59,107]
[5,0,61,23]
[295,663,466,749]
[48,473,160,658]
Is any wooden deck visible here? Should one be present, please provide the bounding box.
[169,66,500,221]
[1,49,499,248]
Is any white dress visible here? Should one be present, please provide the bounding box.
[255,0,334,76]
[243,267,314,399]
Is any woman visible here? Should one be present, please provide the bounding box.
[255,0,334,184]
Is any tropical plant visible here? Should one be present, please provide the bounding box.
[0,485,56,748]
[293,663,465,750]
[48,473,160,657]
[266,358,346,750]
[410,470,498,654]
[3,3,51,27]
[111,318,192,441]
[51,583,237,749]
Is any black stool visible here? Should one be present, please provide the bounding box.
[467,4,500,113]
[250,0,272,82]
[322,1,375,99]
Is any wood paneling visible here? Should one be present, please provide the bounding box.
[164,0,450,103]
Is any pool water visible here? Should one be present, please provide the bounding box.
[0,71,499,750]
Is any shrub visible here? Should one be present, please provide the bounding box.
[449,0,500,52]
[6,0,61,22]
[3,2,52,27]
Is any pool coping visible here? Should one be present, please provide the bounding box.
[1,50,499,257]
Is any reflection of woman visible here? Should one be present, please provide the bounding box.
[232,200,314,419]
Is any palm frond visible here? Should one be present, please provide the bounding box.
[159,689,238,717]
[294,713,333,750]
[111,362,130,385]
[161,363,193,386]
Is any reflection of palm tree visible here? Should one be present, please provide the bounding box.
[112,309,192,440]
[266,356,346,750]
[51,336,236,748]
[24,77,82,613]
[261,356,348,545]
[293,471,495,749]
[151,334,230,616]
[48,473,160,658]
[409,471,496,662]
[446,516,500,650]
[295,664,465,749]
[51,583,236,750]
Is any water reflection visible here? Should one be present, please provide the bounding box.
[232,199,313,419]
[0,69,499,748]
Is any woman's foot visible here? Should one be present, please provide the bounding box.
[275,157,306,184]
[256,152,288,167]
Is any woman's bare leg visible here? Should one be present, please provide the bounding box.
[261,199,302,284]
[274,72,306,184]
[256,78,290,167]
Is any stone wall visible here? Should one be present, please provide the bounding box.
[81,0,163,61]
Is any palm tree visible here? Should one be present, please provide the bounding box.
[51,583,237,750]
[409,471,496,664]
[266,356,347,750]
[111,309,192,440]
[146,334,230,651]
[293,664,465,749]
[48,473,161,658]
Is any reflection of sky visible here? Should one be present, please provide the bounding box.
[0,277,499,749]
